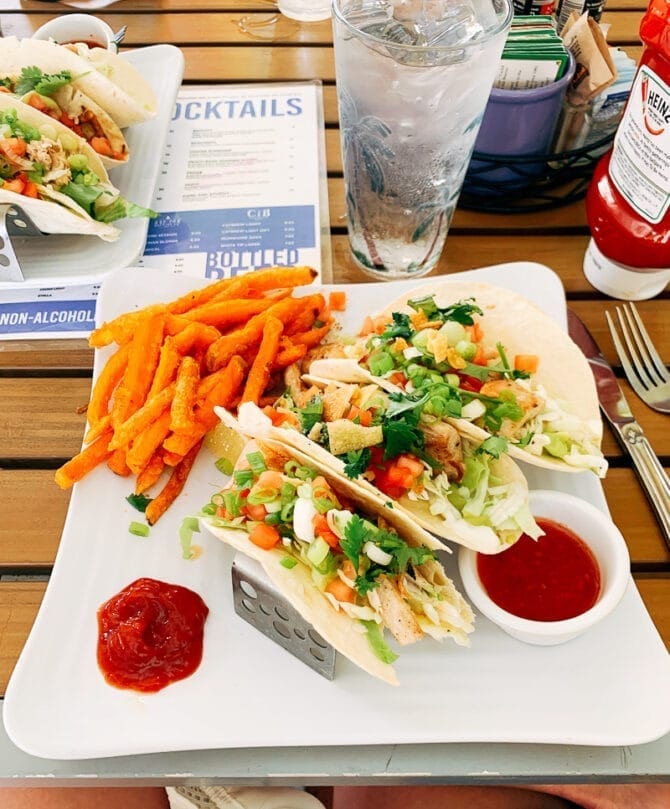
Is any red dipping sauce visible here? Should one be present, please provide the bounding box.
[476,518,601,622]
[97,577,209,693]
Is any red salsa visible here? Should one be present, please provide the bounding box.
[476,518,601,622]
[97,577,209,693]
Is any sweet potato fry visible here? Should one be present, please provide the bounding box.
[111,311,165,429]
[291,321,333,349]
[126,410,172,476]
[162,449,184,467]
[241,317,284,405]
[170,356,200,433]
[109,382,176,451]
[273,342,307,370]
[89,304,166,348]
[145,439,203,525]
[87,344,130,426]
[84,413,112,446]
[107,448,131,477]
[54,427,114,489]
[135,452,165,495]
[172,321,221,355]
[148,336,181,398]
[182,298,276,328]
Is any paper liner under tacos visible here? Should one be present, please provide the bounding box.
[216,402,536,555]
[0,93,120,239]
[201,437,474,685]
[309,281,605,477]
[0,37,156,129]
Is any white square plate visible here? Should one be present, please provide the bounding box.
[3,44,184,288]
[4,261,670,759]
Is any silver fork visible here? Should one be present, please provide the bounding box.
[606,303,670,415]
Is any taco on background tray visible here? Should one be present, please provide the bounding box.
[0,94,154,240]
[0,65,129,167]
[305,282,607,478]
[200,438,474,685]
[216,391,543,556]
[0,36,157,129]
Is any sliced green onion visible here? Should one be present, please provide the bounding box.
[216,457,234,476]
[201,503,217,516]
[265,512,282,525]
[234,469,254,487]
[211,492,225,507]
[284,459,317,480]
[246,451,267,476]
[368,350,394,376]
[247,486,280,505]
[280,481,296,503]
[280,502,295,522]
[223,490,243,517]
[179,516,200,560]
[128,521,149,537]
[280,556,298,569]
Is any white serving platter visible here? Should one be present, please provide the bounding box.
[2,44,184,288]
[4,261,670,760]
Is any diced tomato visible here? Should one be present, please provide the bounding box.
[256,470,284,490]
[23,181,39,199]
[368,450,423,500]
[312,513,340,549]
[465,322,483,343]
[25,94,51,114]
[514,354,539,374]
[59,113,77,128]
[90,136,113,157]
[325,577,356,603]
[471,343,487,366]
[389,371,408,387]
[0,138,27,158]
[328,291,347,311]
[245,503,268,521]
[262,405,299,428]
[458,373,484,393]
[346,405,372,427]
[215,505,232,520]
[3,177,25,194]
[248,523,281,550]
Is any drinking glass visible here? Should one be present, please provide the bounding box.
[333,0,513,279]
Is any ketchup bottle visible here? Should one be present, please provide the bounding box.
[583,0,670,300]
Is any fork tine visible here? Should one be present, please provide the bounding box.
[626,303,670,384]
[615,306,655,392]
[606,310,650,403]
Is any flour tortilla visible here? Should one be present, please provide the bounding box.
[310,281,603,475]
[202,437,473,685]
[0,94,119,239]
[0,37,156,128]
[50,85,129,167]
[216,402,534,555]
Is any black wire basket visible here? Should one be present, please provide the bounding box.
[458,133,614,214]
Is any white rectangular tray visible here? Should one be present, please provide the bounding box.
[5,261,670,759]
[3,44,184,288]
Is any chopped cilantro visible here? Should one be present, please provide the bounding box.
[340,514,368,565]
[381,311,412,339]
[126,492,152,512]
[343,447,371,479]
[408,295,483,325]
[14,66,72,97]
[476,435,509,459]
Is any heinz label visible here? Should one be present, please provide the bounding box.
[609,65,670,224]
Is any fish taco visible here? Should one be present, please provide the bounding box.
[0,65,129,167]
[215,380,543,555]
[306,282,607,478]
[0,94,154,239]
[200,438,474,685]
[0,36,157,129]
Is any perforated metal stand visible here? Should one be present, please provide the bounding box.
[0,203,46,282]
[231,553,336,680]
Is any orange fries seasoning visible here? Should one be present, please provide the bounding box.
[54,266,340,524]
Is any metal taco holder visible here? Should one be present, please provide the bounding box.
[0,203,47,283]
[231,553,336,680]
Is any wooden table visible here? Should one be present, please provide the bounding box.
[0,0,668,786]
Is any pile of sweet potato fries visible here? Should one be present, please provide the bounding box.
[54,266,332,524]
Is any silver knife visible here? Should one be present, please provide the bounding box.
[567,309,670,548]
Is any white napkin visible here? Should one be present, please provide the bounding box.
[166,787,326,809]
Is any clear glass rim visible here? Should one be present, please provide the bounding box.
[331,0,514,54]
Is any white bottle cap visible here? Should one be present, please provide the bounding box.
[583,238,670,301]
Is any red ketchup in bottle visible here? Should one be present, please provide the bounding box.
[583,0,670,300]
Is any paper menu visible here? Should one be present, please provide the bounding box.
[138,83,330,281]
[0,81,330,340]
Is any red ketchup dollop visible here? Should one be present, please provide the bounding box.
[476,518,601,622]
[97,577,209,693]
